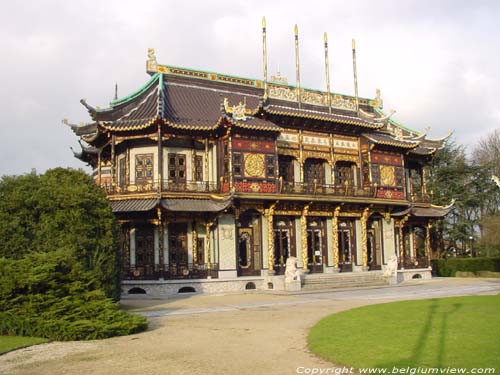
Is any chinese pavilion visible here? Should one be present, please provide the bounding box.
[65,24,452,295]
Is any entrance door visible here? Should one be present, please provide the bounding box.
[237,213,262,277]
[273,217,296,275]
[135,226,155,277]
[307,219,326,273]
[168,223,188,277]
[367,220,382,270]
[338,220,355,272]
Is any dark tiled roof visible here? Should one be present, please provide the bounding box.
[227,116,282,132]
[363,133,419,149]
[410,146,437,156]
[162,82,260,130]
[391,204,453,218]
[265,104,382,129]
[161,197,232,212]
[110,199,158,213]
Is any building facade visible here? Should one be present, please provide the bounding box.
[66,49,452,295]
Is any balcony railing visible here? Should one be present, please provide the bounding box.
[280,181,376,198]
[104,180,219,195]
[399,256,429,269]
[123,263,219,280]
[103,179,405,201]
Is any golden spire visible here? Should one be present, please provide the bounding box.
[294,24,301,108]
[324,32,332,113]
[352,38,359,114]
[262,16,268,99]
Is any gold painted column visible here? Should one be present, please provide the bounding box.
[332,206,341,269]
[205,221,213,272]
[301,204,310,271]
[192,221,198,265]
[425,221,432,264]
[265,203,277,274]
[398,215,409,267]
[361,207,370,269]
[157,208,164,274]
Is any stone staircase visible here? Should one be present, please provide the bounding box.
[301,271,390,291]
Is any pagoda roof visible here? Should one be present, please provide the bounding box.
[391,201,455,218]
[67,55,449,156]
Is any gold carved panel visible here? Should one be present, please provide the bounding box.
[380,165,396,186]
[244,153,266,178]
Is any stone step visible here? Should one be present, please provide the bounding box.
[300,273,390,290]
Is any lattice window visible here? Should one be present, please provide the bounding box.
[233,153,242,177]
[135,154,154,182]
[194,155,203,181]
[304,159,325,184]
[168,153,186,183]
[119,157,127,186]
[335,162,355,186]
[266,155,275,178]
[278,155,295,183]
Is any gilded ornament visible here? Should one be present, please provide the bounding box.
[380,165,396,186]
[244,153,265,178]
[332,206,341,268]
[361,208,370,267]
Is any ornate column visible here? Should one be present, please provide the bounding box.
[157,123,163,193]
[157,208,164,274]
[425,221,432,264]
[332,206,341,270]
[205,220,213,272]
[361,207,370,269]
[398,215,410,267]
[205,138,209,187]
[228,133,234,191]
[111,134,116,186]
[264,202,277,274]
[422,167,428,196]
[301,204,310,271]
[192,221,198,265]
[97,149,102,186]
[298,130,304,182]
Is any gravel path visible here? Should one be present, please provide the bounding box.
[1,278,498,375]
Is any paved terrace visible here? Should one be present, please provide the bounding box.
[1,278,499,375]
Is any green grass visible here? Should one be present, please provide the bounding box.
[0,336,49,355]
[308,296,500,370]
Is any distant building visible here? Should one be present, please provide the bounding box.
[66,45,452,295]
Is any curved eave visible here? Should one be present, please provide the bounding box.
[364,135,419,149]
[225,117,282,132]
[100,116,159,132]
[163,117,223,131]
[265,107,382,129]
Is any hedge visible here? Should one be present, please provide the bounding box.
[431,257,500,277]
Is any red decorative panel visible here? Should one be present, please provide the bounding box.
[221,182,230,193]
[235,181,276,193]
[232,139,275,153]
[376,188,405,200]
[371,151,402,166]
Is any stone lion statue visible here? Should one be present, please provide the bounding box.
[285,256,301,283]
[384,255,398,277]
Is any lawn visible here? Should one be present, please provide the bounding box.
[308,295,500,370]
[0,336,48,355]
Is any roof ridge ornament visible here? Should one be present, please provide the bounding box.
[374,88,383,108]
[146,48,157,72]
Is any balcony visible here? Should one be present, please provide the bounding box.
[104,180,219,195]
[103,178,407,201]
[123,263,219,280]
[280,181,376,198]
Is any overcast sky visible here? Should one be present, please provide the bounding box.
[1,0,499,176]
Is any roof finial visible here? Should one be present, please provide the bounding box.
[262,16,268,100]
[294,24,301,108]
[146,48,157,72]
[324,32,332,113]
[114,82,118,100]
[352,38,359,114]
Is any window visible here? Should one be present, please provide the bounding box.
[266,155,275,178]
[278,155,294,183]
[305,159,325,185]
[194,155,203,181]
[335,162,355,186]
[119,157,127,186]
[233,153,242,177]
[135,154,153,182]
[168,153,186,183]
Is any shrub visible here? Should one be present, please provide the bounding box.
[431,257,500,277]
[0,250,147,340]
[0,169,148,340]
